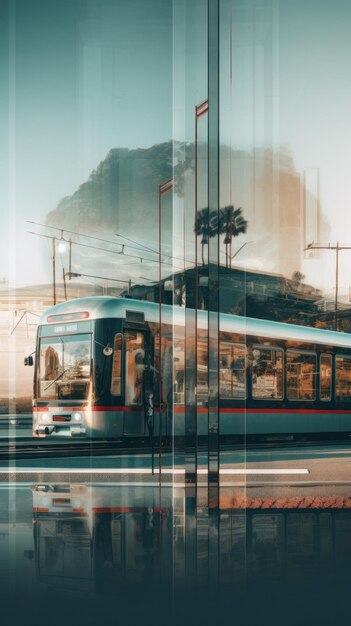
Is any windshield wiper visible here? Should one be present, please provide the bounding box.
[44,368,70,391]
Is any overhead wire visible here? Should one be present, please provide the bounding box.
[27,229,186,273]
[27,220,194,267]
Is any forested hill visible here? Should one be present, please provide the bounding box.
[45,141,329,281]
[46,141,191,234]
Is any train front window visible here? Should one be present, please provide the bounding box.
[335,356,351,401]
[38,334,91,401]
[252,347,283,400]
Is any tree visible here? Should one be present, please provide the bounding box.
[194,205,248,267]
[218,206,248,268]
[194,207,217,265]
[291,271,305,288]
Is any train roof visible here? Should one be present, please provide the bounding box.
[40,296,351,349]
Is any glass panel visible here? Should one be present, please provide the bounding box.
[320,354,332,401]
[38,334,91,401]
[252,347,283,400]
[335,356,351,401]
[286,351,316,401]
[251,514,285,575]
[219,342,246,399]
[124,331,144,406]
[174,337,185,406]
[110,333,122,396]
[197,331,208,403]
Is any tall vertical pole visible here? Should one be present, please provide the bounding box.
[195,106,198,485]
[193,100,209,490]
[158,179,173,482]
[335,242,339,331]
[208,0,220,593]
[208,0,220,508]
[62,268,67,301]
[52,237,56,305]
[158,184,163,480]
[68,239,72,279]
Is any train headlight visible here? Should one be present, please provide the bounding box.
[40,413,49,422]
[73,412,81,421]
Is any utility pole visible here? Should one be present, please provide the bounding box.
[52,237,56,305]
[27,230,72,305]
[305,242,351,331]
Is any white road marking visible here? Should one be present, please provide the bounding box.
[217,468,309,475]
[0,467,309,475]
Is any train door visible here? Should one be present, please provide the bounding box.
[123,329,154,436]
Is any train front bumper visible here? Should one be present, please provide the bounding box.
[35,424,87,436]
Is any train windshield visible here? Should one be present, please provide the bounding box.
[38,334,91,401]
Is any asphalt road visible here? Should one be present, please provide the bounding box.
[0,413,32,438]
[1,440,351,489]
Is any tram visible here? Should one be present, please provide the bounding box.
[27,296,351,439]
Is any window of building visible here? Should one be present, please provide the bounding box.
[319,354,332,401]
[252,347,283,400]
[219,343,246,399]
[286,350,316,401]
[335,356,351,401]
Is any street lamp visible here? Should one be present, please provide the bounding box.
[27,230,74,304]
[57,241,66,254]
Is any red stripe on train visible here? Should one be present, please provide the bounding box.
[218,408,351,414]
[34,406,351,414]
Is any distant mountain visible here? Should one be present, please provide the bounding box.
[46,141,193,236]
[46,141,330,281]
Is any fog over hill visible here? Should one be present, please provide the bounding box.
[46,141,329,282]
[46,141,191,236]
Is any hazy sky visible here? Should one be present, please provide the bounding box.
[220,0,351,297]
[2,0,351,298]
[279,0,351,295]
[0,0,174,287]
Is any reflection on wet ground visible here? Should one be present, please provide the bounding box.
[1,479,351,625]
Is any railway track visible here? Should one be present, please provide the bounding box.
[0,438,161,460]
[1,434,351,461]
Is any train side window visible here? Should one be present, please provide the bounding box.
[110,333,123,396]
[319,354,332,401]
[124,331,144,405]
[335,356,351,401]
[220,343,246,399]
[286,350,316,401]
[252,347,283,400]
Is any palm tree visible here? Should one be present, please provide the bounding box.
[194,207,217,265]
[219,206,248,268]
[194,206,248,267]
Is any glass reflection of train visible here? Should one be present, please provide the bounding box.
[27,296,351,439]
[31,483,351,594]
[32,484,173,594]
